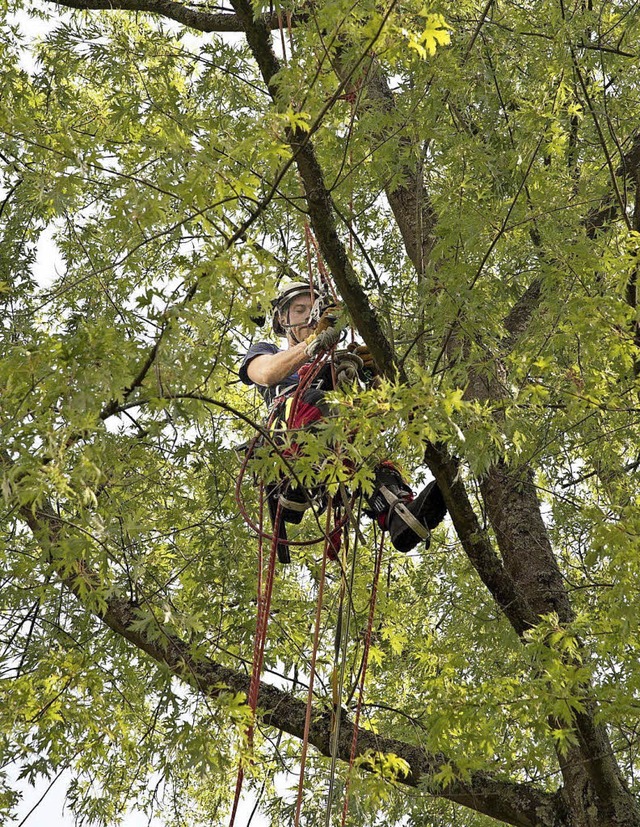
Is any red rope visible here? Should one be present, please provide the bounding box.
[340,531,385,826]
[304,222,339,305]
[304,223,315,299]
[230,258,348,821]
[293,501,332,826]
[228,501,281,827]
[230,202,367,825]
[228,765,244,827]
[257,484,264,599]
[230,354,336,824]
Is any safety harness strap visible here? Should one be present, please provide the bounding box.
[378,485,430,541]
[278,494,309,512]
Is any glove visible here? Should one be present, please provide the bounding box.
[305,326,340,357]
[315,304,342,334]
[347,342,379,374]
[334,351,364,388]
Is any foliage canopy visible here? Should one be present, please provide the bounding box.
[2,0,640,825]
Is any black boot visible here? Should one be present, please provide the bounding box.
[277,482,309,525]
[388,480,446,553]
[366,464,447,553]
[267,484,291,564]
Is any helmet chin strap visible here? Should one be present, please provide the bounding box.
[281,308,313,345]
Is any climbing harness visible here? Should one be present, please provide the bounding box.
[234,345,352,560]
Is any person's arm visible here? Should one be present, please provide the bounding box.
[246,341,310,387]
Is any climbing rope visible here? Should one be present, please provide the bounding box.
[325,497,362,827]
[231,211,382,823]
[304,223,340,305]
[340,528,385,826]
[230,343,348,825]
[228,499,281,827]
[293,501,333,827]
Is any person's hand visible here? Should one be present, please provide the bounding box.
[334,351,363,388]
[305,326,340,357]
[315,304,342,334]
[347,342,379,374]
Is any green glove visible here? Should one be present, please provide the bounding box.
[305,326,340,357]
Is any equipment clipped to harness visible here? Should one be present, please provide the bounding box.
[308,281,336,330]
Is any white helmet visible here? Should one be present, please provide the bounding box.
[270,281,315,336]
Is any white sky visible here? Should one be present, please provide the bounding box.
[10,765,268,827]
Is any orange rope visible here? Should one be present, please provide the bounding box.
[340,530,385,826]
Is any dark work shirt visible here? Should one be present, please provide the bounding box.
[239,341,300,408]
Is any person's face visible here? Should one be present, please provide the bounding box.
[282,294,313,345]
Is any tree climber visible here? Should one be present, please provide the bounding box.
[239,281,447,560]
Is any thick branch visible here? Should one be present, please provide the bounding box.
[49,0,282,32]
[333,59,437,278]
[480,462,574,623]
[96,604,569,827]
[423,443,537,636]
[20,501,564,827]
[501,189,621,352]
[101,595,562,827]
[502,279,542,348]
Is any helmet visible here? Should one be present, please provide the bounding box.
[271,281,315,336]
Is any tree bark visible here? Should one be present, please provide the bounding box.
[340,63,438,278]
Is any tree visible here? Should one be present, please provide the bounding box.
[2,0,640,824]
